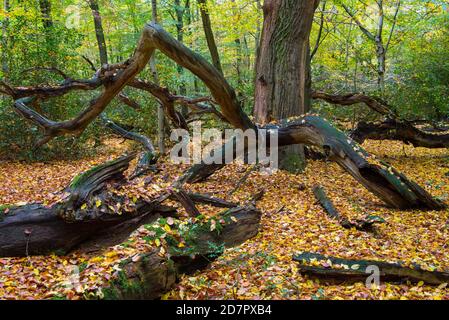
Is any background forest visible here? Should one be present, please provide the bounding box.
[1,0,448,160]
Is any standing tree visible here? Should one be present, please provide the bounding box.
[342,0,401,94]
[253,0,320,172]
[88,0,109,66]
[1,0,10,78]
[197,0,223,74]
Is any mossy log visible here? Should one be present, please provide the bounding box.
[102,206,261,300]
[312,185,385,231]
[0,154,176,257]
[182,116,445,210]
[351,119,449,149]
[293,252,449,285]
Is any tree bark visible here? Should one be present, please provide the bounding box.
[253,0,319,172]
[88,0,109,66]
[197,0,223,74]
[150,0,166,154]
[102,206,261,299]
[0,155,176,257]
[294,252,449,285]
[1,0,9,78]
[254,0,319,124]
[351,119,449,148]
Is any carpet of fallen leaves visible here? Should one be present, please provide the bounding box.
[1,139,449,300]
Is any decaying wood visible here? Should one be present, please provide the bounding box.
[103,206,261,300]
[312,91,397,118]
[183,115,445,210]
[0,21,446,231]
[294,252,449,285]
[351,119,449,149]
[0,154,173,257]
[170,188,201,217]
[182,193,238,208]
[313,185,385,231]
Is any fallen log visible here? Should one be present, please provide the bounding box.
[293,252,449,285]
[313,185,385,231]
[0,154,175,257]
[182,115,446,210]
[101,206,262,300]
[351,119,449,149]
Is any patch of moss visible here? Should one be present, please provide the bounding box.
[0,204,14,221]
[69,157,125,189]
[102,270,150,300]
[280,153,306,174]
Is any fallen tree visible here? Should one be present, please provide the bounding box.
[351,119,449,148]
[102,206,261,300]
[312,185,385,231]
[0,17,446,261]
[311,91,449,149]
[294,252,449,285]
[0,153,259,258]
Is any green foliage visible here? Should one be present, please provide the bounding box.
[1,0,448,161]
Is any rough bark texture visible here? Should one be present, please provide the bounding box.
[1,22,445,214]
[294,252,449,285]
[88,0,109,65]
[0,155,176,257]
[351,119,449,148]
[103,206,261,300]
[253,0,319,172]
[254,0,319,124]
[197,0,223,74]
[277,116,445,210]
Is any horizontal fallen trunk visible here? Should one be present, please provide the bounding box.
[294,252,449,285]
[351,119,449,149]
[101,206,262,300]
[312,185,385,231]
[182,115,445,210]
[0,154,175,257]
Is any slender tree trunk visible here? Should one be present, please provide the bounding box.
[175,0,188,116]
[254,0,320,172]
[88,0,109,66]
[38,0,53,29]
[1,0,10,78]
[150,0,166,154]
[197,0,223,74]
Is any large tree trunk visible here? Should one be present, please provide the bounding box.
[253,0,319,172]
[254,0,319,123]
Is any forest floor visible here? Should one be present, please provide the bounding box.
[1,138,449,300]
